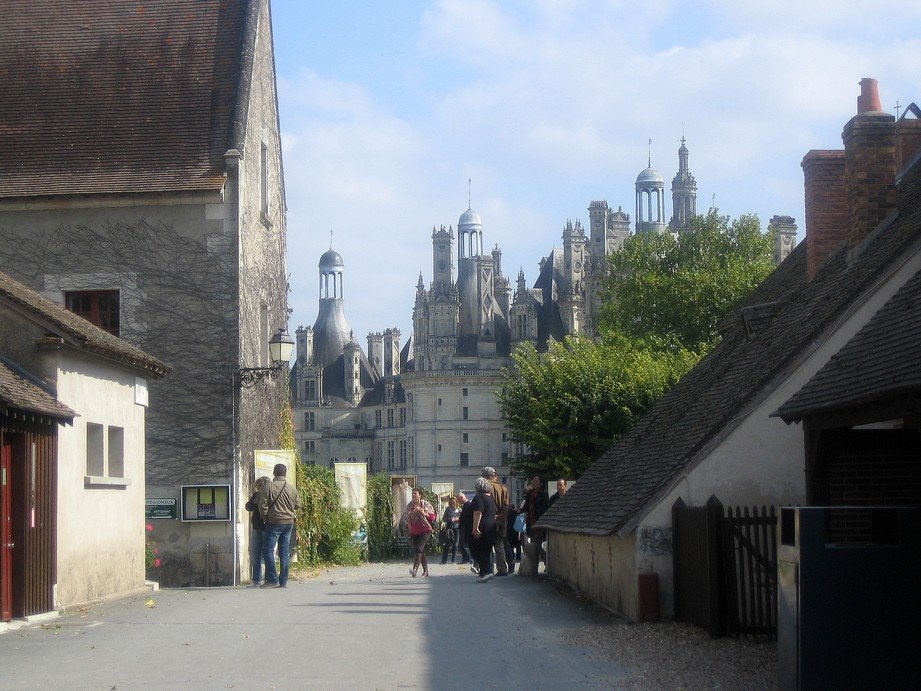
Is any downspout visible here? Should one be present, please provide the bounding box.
[225,148,243,586]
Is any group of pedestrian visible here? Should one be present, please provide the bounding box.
[418,467,564,583]
[245,463,301,589]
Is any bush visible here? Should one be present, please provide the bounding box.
[294,463,362,567]
[366,472,395,560]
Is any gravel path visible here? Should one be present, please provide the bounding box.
[564,618,778,689]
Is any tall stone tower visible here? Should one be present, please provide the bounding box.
[669,137,697,233]
[559,219,587,335]
[510,269,538,348]
[769,215,798,265]
[312,248,352,368]
[635,157,667,235]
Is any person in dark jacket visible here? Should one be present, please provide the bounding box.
[457,492,474,565]
[548,478,568,507]
[440,496,461,564]
[521,475,549,576]
[468,477,498,583]
[506,506,521,567]
[245,476,270,586]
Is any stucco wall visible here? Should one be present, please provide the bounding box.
[547,532,638,620]
[52,350,148,608]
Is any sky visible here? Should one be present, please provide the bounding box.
[271,0,921,350]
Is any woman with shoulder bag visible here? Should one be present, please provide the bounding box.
[406,488,436,578]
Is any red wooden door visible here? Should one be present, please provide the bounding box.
[1,438,12,621]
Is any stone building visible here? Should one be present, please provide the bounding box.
[292,139,797,496]
[0,0,289,586]
[0,270,169,620]
[291,210,517,493]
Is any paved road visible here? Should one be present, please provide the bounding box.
[0,562,628,690]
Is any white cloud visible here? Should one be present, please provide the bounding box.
[277,1,921,351]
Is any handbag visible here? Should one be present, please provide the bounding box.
[513,512,527,533]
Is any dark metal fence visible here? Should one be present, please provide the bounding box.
[673,496,777,638]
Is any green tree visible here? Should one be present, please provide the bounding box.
[499,210,774,479]
[498,334,696,479]
[599,210,774,351]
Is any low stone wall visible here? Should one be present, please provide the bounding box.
[548,531,638,620]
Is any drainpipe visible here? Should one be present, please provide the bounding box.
[225,148,242,587]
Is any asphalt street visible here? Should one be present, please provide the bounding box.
[0,561,628,690]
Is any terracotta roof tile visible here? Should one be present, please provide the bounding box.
[0,0,248,198]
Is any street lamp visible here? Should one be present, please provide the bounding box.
[238,328,294,388]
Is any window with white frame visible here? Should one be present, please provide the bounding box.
[85,422,128,486]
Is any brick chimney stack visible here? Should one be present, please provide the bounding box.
[802,150,847,280]
[842,77,896,262]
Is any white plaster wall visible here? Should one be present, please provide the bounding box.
[548,532,639,620]
[52,351,147,608]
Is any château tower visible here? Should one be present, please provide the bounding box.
[669,137,697,233]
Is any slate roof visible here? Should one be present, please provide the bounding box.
[0,270,170,377]
[776,266,921,422]
[0,358,75,421]
[0,0,251,198]
[539,159,921,537]
[533,248,566,349]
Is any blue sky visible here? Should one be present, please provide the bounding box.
[272,0,921,349]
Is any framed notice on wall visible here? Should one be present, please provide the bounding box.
[180,484,231,521]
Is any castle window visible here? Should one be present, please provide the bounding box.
[462,388,468,397]
[399,440,406,469]
[375,410,382,428]
[305,379,317,401]
[387,441,395,470]
[303,440,316,455]
[399,407,406,427]
[462,406,469,421]
[408,437,414,466]
[65,290,120,336]
[460,452,469,467]
[304,412,315,431]
[387,409,394,427]
[260,142,270,223]
[462,433,468,443]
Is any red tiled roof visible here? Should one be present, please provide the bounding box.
[0,0,248,198]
